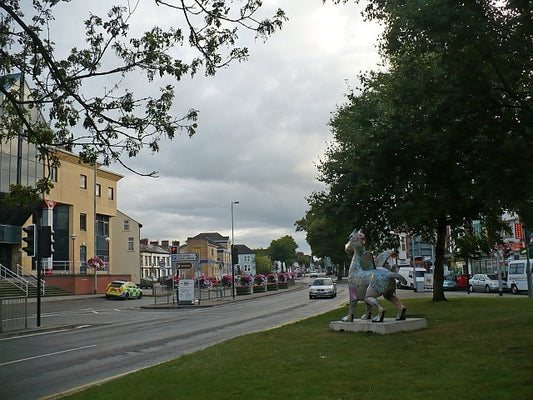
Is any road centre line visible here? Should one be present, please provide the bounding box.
[0,344,96,367]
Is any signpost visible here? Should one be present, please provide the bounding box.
[172,253,200,304]
[171,253,200,270]
[178,279,195,304]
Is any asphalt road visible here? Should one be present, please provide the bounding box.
[0,278,512,400]
[0,279,349,400]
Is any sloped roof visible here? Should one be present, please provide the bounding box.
[234,244,254,254]
[1,74,20,90]
[188,232,229,242]
[140,242,168,254]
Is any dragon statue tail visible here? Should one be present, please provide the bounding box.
[391,273,407,286]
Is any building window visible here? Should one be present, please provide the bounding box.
[49,166,58,182]
[80,174,87,189]
[96,184,101,197]
[123,220,130,231]
[128,237,134,251]
[80,213,87,231]
[108,187,114,200]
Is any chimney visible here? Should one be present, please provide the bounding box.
[140,238,148,245]
[161,240,169,248]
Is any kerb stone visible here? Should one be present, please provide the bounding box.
[329,318,427,335]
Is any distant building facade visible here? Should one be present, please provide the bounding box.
[234,244,256,275]
[185,232,231,278]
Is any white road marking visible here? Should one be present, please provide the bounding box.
[0,344,96,367]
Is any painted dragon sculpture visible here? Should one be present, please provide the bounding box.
[342,229,407,323]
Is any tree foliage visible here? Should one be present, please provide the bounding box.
[254,254,271,275]
[0,0,286,191]
[267,235,298,266]
[302,0,532,300]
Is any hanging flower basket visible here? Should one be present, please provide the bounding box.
[266,273,278,290]
[87,257,105,271]
[252,274,267,292]
[236,274,253,295]
[236,286,253,295]
[221,274,233,287]
[196,274,212,289]
[239,274,253,287]
[278,272,290,288]
[253,285,266,293]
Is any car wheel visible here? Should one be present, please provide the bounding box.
[105,295,111,299]
[138,292,143,299]
[469,285,474,292]
[124,293,130,300]
[485,285,490,293]
[511,285,519,295]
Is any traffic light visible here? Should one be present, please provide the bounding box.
[502,247,511,259]
[38,226,54,258]
[22,224,37,257]
[170,246,177,254]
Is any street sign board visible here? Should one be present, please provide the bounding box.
[171,253,199,262]
[179,279,195,304]
[171,253,199,270]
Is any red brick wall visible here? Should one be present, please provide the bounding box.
[44,275,132,295]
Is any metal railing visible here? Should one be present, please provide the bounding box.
[1,264,45,296]
[0,264,29,296]
[0,296,28,332]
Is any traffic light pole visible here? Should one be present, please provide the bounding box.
[525,226,532,299]
[36,249,42,327]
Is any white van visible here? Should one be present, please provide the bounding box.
[507,259,533,294]
[397,267,426,290]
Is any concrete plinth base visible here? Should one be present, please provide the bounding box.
[330,318,427,335]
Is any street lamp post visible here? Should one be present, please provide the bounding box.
[70,233,77,274]
[105,236,110,272]
[231,201,239,299]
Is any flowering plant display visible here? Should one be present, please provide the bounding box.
[278,272,290,283]
[87,257,105,270]
[267,273,277,283]
[197,274,212,289]
[210,277,220,287]
[238,274,253,287]
[221,274,233,287]
[254,274,267,285]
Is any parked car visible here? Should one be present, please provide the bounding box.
[309,277,337,299]
[161,275,180,288]
[139,276,157,288]
[443,275,458,291]
[469,274,507,293]
[105,280,143,300]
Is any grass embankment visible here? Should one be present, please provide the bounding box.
[66,297,533,400]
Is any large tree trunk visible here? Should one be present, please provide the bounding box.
[432,216,447,301]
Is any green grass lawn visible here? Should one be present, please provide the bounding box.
[65,297,533,400]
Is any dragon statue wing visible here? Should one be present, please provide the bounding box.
[360,251,376,270]
[374,250,393,271]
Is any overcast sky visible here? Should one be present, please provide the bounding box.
[54,0,383,254]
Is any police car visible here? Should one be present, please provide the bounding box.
[105,280,143,300]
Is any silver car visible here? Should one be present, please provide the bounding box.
[469,274,507,293]
[309,278,337,299]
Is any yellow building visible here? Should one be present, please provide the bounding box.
[185,232,231,278]
[39,149,122,275]
[1,74,142,292]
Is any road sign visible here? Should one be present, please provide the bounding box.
[171,253,199,262]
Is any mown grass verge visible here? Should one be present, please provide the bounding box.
[65,297,533,400]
